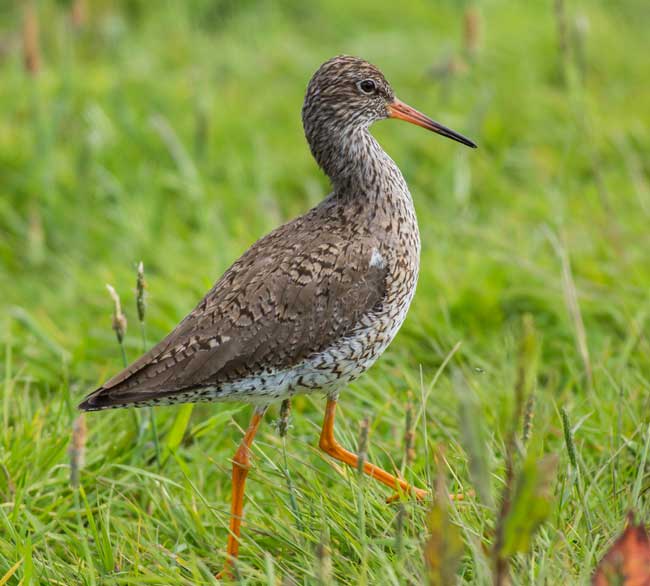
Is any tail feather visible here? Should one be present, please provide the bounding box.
[78,387,128,411]
[78,384,161,411]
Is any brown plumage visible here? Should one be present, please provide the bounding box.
[81,223,388,408]
[79,56,474,412]
[79,55,476,574]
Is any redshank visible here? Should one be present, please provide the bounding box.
[79,55,476,574]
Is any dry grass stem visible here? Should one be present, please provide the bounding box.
[68,415,87,488]
[403,390,415,468]
[71,0,87,29]
[22,1,40,76]
[463,5,481,59]
[315,531,332,585]
[548,232,593,392]
[357,416,370,475]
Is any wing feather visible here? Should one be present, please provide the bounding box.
[79,219,387,410]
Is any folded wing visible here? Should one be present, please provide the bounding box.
[79,222,387,410]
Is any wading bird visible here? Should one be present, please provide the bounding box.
[80,55,476,576]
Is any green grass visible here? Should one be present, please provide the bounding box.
[2,0,650,583]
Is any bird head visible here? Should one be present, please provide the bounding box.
[302,55,476,148]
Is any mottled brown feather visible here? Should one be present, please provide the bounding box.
[79,201,387,410]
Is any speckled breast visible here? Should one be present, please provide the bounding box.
[198,273,418,404]
[200,226,421,404]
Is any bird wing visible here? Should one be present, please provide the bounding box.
[79,221,388,410]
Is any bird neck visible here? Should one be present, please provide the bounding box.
[308,126,409,199]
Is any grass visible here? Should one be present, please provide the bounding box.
[1,0,650,583]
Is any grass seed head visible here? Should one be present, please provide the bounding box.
[277,398,292,438]
[136,261,146,323]
[106,284,127,343]
[561,407,578,468]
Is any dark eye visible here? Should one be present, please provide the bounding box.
[358,79,377,94]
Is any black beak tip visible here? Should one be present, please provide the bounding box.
[457,134,478,149]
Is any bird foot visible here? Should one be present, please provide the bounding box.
[386,486,429,503]
[215,569,228,582]
[215,560,235,582]
[385,488,469,503]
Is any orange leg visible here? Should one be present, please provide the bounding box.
[318,397,428,501]
[217,406,266,580]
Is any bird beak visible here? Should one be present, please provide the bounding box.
[388,98,477,148]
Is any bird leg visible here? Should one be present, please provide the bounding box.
[218,405,267,579]
[318,396,427,500]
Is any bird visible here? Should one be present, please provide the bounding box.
[79,55,476,576]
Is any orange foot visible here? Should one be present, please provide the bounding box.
[386,488,471,503]
[386,486,429,503]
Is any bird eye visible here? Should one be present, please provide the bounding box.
[358,79,377,94]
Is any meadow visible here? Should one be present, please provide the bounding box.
[1,0,650,584]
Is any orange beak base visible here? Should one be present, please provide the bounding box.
[388,99,477,148]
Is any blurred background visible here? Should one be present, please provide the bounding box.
[1,0,650,584]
